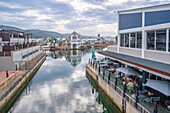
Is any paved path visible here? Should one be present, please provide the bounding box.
[0,53,45,101]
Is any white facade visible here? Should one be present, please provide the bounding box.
[70,31,83,49]
[0,45,41,71]
[109,4,170,64]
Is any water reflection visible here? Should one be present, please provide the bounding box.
[8,49,120,113]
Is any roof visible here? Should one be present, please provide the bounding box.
[99,51,170,76]
[71,31,78,35]
[118,3,170,13]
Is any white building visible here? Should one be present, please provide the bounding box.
[99,3,170,102]
[66,31,83,49]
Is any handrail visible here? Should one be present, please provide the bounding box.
[88,64,150,113]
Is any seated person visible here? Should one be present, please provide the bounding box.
[127,80,134,92]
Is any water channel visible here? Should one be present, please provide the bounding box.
[7,49,120,113]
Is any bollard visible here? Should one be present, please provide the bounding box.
[135,90,139,108]
[6,70,9,78]
[115,77,117,90]
[89,58,90,64]
[154,102,157,113]
[123,83,126,97]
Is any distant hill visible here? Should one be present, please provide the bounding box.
[0,25,63,38]
[24,29,63,38]
[0,25,115,39]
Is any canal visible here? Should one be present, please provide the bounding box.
[7,49,120,113]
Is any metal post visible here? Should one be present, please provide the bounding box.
[123,83,126,97]
[154,102,157,113]
[108,71,110,84]
[115,77,117,90]
[103,68,105,80]
[142,71,146,92]
[135,90,138,108]
[98,64,100,75]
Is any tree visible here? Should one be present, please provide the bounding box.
[115,36,118,43]
[98,34,100,38]
[97,38,100,41]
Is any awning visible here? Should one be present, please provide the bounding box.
[99,60,115,65]
[146,79,170,96]
[116,67,141,76]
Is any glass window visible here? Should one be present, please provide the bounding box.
[156,30,166,51]
[137,32,142,48]
[169,30,170,52]
[125,33,129,47]
[120,34,124,47]
[147,31,155,50]
[130,33,135,48]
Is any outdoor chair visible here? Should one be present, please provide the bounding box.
[143,97,153,106]
[165,100,170,111]
[151,97,161,105]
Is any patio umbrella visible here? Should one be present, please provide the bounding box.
[146,79,170,96]
[116,67,141,76]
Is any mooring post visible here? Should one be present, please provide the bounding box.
[6,70,9,78]
[16,65,17,70]
[135,90,139,108]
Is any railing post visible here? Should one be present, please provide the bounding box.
[98,64,100,75]
[154,102,157,113]
[103,68,105,80]
[115,77,117,90]
[135,90,138,108]
[123,83,126,97]
[108,71,110,84]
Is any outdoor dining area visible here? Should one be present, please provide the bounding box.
[89,55,170,113]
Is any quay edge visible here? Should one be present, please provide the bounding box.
[86,64,141,113]
[0,53,46,113]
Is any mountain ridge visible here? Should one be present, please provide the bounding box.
[0,25,114,39]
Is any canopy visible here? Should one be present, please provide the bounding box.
[146,79,170,96]
[99,60,115,65]
[96,54,105,60]
[116,67,141,76]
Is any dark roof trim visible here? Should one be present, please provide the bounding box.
[99,51,170,77]
[118,3,170,13]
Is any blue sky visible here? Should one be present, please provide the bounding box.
[0,0,170,36]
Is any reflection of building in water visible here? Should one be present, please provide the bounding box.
[51,51,61,59]
[65,50,82,67]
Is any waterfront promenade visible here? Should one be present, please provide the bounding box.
[0,53,46,113]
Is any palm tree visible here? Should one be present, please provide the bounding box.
[98,34,100,38]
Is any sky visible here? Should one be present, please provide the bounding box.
[0,0,170,36]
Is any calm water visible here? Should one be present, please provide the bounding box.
[8,49,120,113]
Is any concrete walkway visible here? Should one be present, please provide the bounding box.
[0,53,46,101]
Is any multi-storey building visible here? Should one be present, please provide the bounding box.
[66,31,83,49]
[0,29,40,71]
[100,3,170,101]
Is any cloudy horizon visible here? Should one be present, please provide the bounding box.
[0,0,170,37]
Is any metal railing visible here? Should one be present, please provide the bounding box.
[89,64,150,113]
